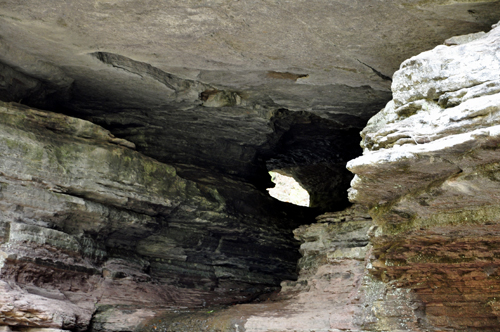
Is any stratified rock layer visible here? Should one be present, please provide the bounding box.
[138,206,377,332]
[348,21,500,331]
[0,101,308,331]
[136,206,436,331]
[1,2,500,332]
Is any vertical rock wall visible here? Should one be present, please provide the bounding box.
[0,101,308,331]
[348,21,500,331]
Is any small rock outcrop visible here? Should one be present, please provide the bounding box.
[348,21,500,330]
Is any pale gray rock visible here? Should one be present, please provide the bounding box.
[444,31,487,45]
[0,280,92,330]
[349,21,500,210]
[18,329,71,332]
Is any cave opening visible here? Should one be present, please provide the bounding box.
[261,109,366,212]
[267,170,310,207]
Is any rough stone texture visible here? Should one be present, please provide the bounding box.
[348,21,500,331]
[0,101,310,331]
[1,1,500,332]
[1,0,500,209]
[135,206,434,332]
[138,206,381,332]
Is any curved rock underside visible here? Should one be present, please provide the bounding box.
[1,0,500,331]
[2,0,500,210]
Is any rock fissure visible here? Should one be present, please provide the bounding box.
[356,59,393,82]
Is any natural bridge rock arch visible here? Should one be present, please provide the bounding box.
[1,1,500,331]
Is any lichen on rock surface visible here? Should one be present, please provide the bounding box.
[0,101,309,331]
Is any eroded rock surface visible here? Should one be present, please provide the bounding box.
[138,206,374,331]
[0,101,309,331]
[1,1,500,332]
[348,21,500,331]
[136,206,433,331]
[1,0,500,209]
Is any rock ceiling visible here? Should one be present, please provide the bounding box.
[1,0,500,210]
[2,1,500,331]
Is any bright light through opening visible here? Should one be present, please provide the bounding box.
[267,171,310,207]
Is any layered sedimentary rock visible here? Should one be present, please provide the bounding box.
[137,206,431,331]
[348,21,500,330]
[138,19,500,332]
[0,101,309,331]
[138,206,374,331]
[1,0,500,210]
[1,1,500,332]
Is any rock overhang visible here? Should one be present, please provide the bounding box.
[0,101,316,329]
[1,1,500,331]
[1,0,500,210]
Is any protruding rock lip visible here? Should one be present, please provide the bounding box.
[347,21,500,230]
[0,100,136,149]
[266,71,309,81]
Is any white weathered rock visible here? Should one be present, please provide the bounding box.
[0,281,92,330]
[348,21,500,211]
[359,22,500,154]
[347,21,500,331]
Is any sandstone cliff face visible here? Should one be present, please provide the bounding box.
[136,206,429,331]
[138,206,375,331]
[348,21,500,330]
[1,1,500,332]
